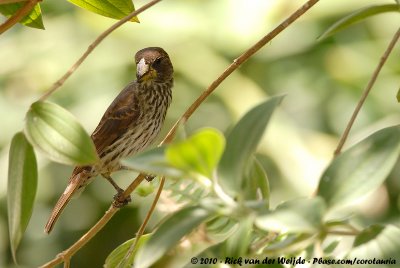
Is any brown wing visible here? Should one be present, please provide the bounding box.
[91,82,141,157]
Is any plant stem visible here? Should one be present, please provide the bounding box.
[117,177,165,268]
[334,27,400,156]
[161,0,320,144]
[0,0,40,34]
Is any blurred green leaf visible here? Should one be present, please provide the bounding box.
[7,132,37,263]
[135,182,155,197]
[217,95,284,198]
[104,234,151,268]
[24,101,99,165]
[0,2,44,29]
[317,126,400,209]
[135,206,213,268]
[166,128,225,177]
[255,197,326,233]
[68,0,139,22]
[122,147,183,178]
[324,240,340,255]
[348,225,400,264]
[319,4,400,40]
[243,157,270,203]
[224,217,254,258]
[396,87,400,102]
[153,218,237,268]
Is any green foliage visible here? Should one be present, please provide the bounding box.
[104,234,151,268]
[7,132,37,263]
[348,225,400,263]
[25,101,99,165]
[0,2,44,29]
[317,126,400,209]
[68,0,139,22]
[166,128,225,178]
[217,95,284,198]
[319,4,400,40]
[0,0,137,32]
[111,96,400,267]
[255,197,326,234]
[135,206,213,268]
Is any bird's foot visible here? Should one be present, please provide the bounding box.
[112,189,131,208]
[145,174,156,182]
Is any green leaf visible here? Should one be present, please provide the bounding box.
[348,225,400,265]
[324,240,340,255]
[24,101,99,165]
[122,147,183,178]
[243,157,270,203]
[217,95,284,198]
[7,132,37,263]
[135,183,155,197]
[68,0,139,22]
[224,217,254,258]
[0,2,44,29]
[317,126,400,209]
[153,218,237,268]
[166,128,225,177]
[263,233,317,256]
[104,234,151,268]
[135,206,213,268]
[255,197,326,233]
[319,4,400,40]
[396,87,400,102]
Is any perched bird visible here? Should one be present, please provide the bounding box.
[45,47,173,233]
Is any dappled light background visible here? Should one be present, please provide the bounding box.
[1,0,399,267]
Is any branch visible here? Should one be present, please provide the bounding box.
[117,177,166,268]
[38,0,162,101]
[0,0,28,4]
[40,0,320,266]
[0,0,40,35]
[334,26,400,156]
[160,0,320,143]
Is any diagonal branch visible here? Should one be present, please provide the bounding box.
[0,0,29,4]
[334,26,400,156]
[38,0,162,101]
[160,0,320,143]
[0,0,40,34]
[40,0,320,266]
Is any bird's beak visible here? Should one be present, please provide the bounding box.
[136,58,149,81]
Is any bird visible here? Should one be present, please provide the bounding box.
[44,47,173,233]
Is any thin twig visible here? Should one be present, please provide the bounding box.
[0,0,28,4]
[117,177,165,268]
[40,0,320,266]
[160,0,320,143]
[40,206,118,268]
[334,27,400,156]
[0,0,40,35]
[38,0,162,101]
[328,230,360,236]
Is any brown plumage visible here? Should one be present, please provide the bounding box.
[45,47,173,233]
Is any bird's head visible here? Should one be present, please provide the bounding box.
[135,47,173,83]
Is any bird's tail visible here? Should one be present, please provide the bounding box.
[44,172,91,234]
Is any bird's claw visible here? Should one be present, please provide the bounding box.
[112,189,131,208]
[145,174,156,182]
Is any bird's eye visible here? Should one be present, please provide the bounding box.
[153,57,162,66]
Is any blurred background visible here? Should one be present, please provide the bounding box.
[1,0,399,266]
